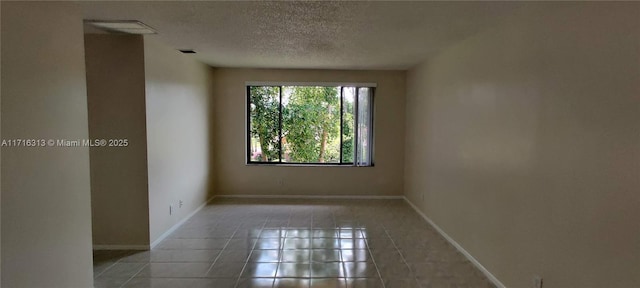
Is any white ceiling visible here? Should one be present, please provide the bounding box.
[82,1,522,70]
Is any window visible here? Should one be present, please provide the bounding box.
[247,84,374,166]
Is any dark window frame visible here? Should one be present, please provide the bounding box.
[246,84,375,166]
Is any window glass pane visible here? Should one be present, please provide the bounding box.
[247,85,373,166]
[342,87,355,163]
[249,86,281,162]
[282,86,340,163]
[357,87,371,166]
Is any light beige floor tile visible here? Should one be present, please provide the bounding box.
[206,261,246,278]
[249,249,282,263]
[310,278,347,288]
[310,262,345,278]
[94,277,132,288]
[276,263,310,277]
[345,278,384,288]
[274,278,310,288]
[236,278,275,288]
[135,262,212,278]
[124,277,237,288]
[242,262,279,278]
[99,262,147,278]
[281,249,311,263]
[94,199,496,288]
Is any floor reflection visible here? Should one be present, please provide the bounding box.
[245,227,371,279]
[93,199,495,288]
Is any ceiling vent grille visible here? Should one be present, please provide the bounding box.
[85,20,156,34]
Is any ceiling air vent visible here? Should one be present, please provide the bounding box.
[179,50,196,54]
[86,20,156,34]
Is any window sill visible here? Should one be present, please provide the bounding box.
[245,163,374,167]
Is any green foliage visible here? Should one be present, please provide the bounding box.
[250,86,357,163]
[283,86,340,163]
[249,86,280,161]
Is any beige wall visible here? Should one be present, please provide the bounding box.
[1,2,94,287]
[144,37,213,244]
[85,34,150,248]
[405,2,640,288]
[212,69,406,196]
[1,2,3,283]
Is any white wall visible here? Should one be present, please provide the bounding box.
[144,37,213,244]
[405,2,639,288]
[1,2,94,287]
[85,34,150,248]
[212,68,406,197]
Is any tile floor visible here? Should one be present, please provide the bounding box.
[94,198,494,288]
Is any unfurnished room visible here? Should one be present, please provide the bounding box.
[1,1,639,288]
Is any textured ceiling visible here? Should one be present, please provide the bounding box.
[82,1,522,70]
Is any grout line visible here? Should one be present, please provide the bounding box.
[383,228,423,288]
[300,213,312,288]
[97,250,145,280]
[270,215,283,288]
[364,226,390,288]
[338,226,349,287]
[204,224,241,276]
[118,262,149,288]
[233,216,270,288]
[365,235,387,288]
[310,208,317,287]
[93,260,118,279]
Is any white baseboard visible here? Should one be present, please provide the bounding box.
[216,194,404,200]
[93,245,149,251]
[149,196,217,249]
[403,197,506,288]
